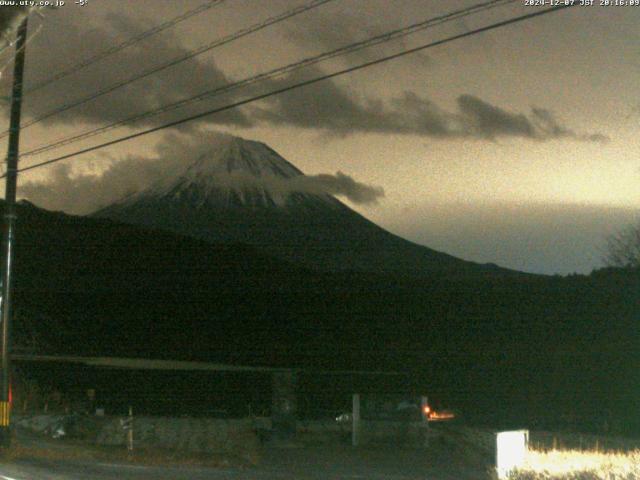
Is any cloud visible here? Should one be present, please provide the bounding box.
[212,170,384,205]
[3,11,249,128]
[5,6,606,146]
[457,95,535,138]
[283,8,431,67]
[456,97,609,142]
[253,67,380,134]
[528,107,609,143]
[290,171,384,204]
[253,68,458,136]
[254,70,608,142]
[19,132,216,214]
[19,131,384,214]
[20,156,166,215]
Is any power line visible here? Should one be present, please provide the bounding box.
[0,0,334,140]
[21,0,226,96]
[20,0,513,158]
[8,4,576,178]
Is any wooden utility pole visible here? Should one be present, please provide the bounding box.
[0,15,28,448]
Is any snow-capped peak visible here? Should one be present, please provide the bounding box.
[183,135,303,180]
[125,134,328,209]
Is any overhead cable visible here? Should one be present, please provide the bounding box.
[9,3,576,177]
[0,0,334,139]
[20,0,513,158]
[22,0,226,95]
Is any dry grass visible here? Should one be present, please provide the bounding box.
[3,442,261,468]
[509,449,640,479]
[530,432,640,453]
[0,430,261,469]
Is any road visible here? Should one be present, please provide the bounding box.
[1,458,277,480]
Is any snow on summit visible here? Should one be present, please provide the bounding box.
[136,134,304,207]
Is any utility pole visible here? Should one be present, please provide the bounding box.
[0,15,28,448]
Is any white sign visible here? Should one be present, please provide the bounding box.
[496,430,529,479]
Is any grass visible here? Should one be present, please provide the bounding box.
[507,447,640,479]
[2,441,261,468]
[0,428,262,469]
[530,431,640,453]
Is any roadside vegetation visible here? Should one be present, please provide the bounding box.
[1,437,261,468]
[0,424,261,468]
[503,432,640,480]
[509,449,640,479]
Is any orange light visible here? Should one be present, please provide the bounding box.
[423,405,431,415]
[429,411,456,421]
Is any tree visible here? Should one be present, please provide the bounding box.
[605,222,640,268]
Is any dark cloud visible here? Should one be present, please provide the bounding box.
[5,7,606,146]
[284,8,431,67]
[254,70,608,142]
[19,131,384,214]
[253,67,456,136]
[388,92,459,137]
[3,11,249,129]
[253,67,377,134]
[457,95,535,138]
[529,107,609,143]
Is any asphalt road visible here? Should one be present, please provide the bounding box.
[0,459,252,480]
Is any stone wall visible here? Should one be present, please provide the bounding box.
[98,416,255,453]
[15,414,258,454]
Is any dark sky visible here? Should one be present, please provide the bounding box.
[1,0,638,274]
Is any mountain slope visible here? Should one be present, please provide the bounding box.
[7,200,639,431]
[94,135,508,276]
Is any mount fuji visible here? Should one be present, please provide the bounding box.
[94,134,506,276]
